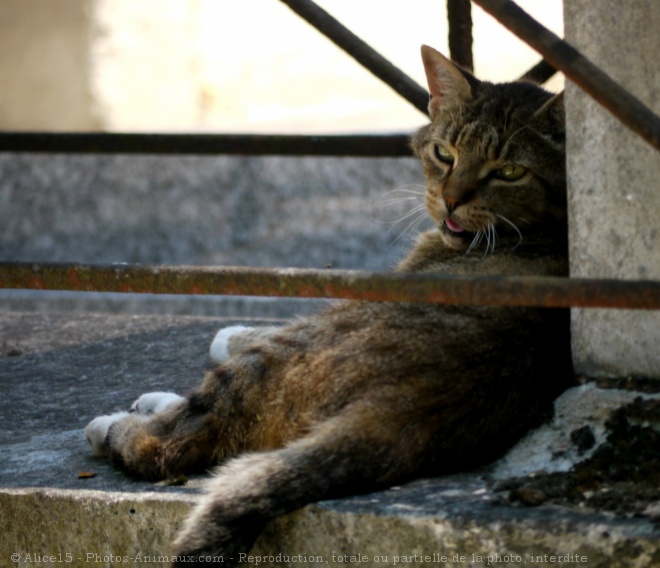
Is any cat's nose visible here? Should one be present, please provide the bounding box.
[444,196,462,213]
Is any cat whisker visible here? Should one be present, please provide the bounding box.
[466,228,485,255]
[370,187,426,224]
[373,187,426,207]
[484,223,492,256]
[373,203,426,226]
[482,227,490,256]
[464,221,501,256]
[369,187,431,247]
[490,221,501,255]
[484,221,497,256]
[374,196,421,208]
[372,186,426,206]
[386,219,421,248]
[386,185,426,194]
[391,208,430,246]
[495,214,523,250]
[374,197,424,214]
[406,205,428,232]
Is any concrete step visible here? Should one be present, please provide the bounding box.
[1,311,658,567]
[0,154,421,271]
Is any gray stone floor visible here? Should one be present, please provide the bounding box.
[0,311,244,493]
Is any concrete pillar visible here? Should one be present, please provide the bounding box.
[0,0,204,132]
[0,0,97,130]
[565,0,660,378]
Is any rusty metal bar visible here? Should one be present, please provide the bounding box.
[447,0,474,72]
[1,262,658,310]
[278,0,429,115]
[0,132,413,157]
[472,0,660,152]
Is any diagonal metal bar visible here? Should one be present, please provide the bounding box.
[0,132,412,156]
[1,262,658,310]
[519,59,556,84]
[278,0,429,115]
[472,0,660,152]
[447,0,474,72]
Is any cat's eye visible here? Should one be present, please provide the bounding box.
[433,144,455,165]
[497,164,527,181]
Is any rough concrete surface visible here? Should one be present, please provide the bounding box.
[564,0,660,378]
[491,383,660,479]
[1,311,659,568]
[0,154,419,269]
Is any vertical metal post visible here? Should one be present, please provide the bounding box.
[447,0,474,72]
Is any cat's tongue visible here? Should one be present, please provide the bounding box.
[445,218,466,233]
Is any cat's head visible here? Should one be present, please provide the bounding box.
[412,45,566,253]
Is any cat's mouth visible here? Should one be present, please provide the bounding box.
[441,218,474,245]
[440,217,476,250]
[445,218,466,233]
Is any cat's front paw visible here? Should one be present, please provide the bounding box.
[85,412,129,456]
[210,325,254,363]
[130,392,185,415]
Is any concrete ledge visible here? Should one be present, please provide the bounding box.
[1,311,658,567]
[0,488,193,566]
[2,480,658,568]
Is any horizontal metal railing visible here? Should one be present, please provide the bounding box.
[0,133,412,157]
[1,262,658,310]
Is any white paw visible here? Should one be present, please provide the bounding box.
[131,392,185,415]
[210,325,253,363]
[85,412,129,456]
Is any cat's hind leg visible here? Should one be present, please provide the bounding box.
[171,398,432,567]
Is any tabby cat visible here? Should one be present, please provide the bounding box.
[85,45,572,566]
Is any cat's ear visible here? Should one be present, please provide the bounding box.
[532,91,565,130]
[421,45,475,116]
